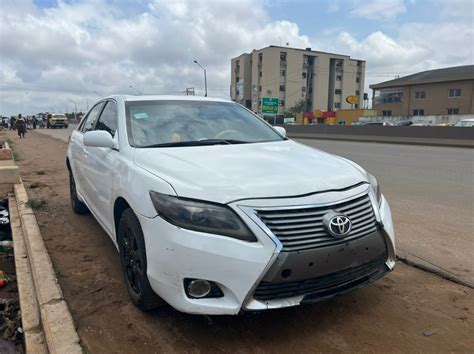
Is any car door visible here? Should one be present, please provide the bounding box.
[70,102,105,202]
[82,100,119,235]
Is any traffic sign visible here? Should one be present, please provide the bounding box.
[261,97,279,115]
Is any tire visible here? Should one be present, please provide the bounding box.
[118,208,163,311]
[69,171,89,214]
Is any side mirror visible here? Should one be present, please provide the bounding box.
[83,131,115,148]
[274,126,286,138]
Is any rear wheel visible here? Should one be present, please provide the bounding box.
[69,171,89,214]
[118,208,163,311]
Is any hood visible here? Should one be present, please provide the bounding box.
[134,140,368,204]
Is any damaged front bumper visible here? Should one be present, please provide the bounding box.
[140,184,395,315]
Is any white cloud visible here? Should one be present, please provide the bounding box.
[0,0,473,115]
[351,0,407,20]
[0,0,311,114]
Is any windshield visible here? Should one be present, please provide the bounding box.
[125,100,284,147]
[53,114,66,119]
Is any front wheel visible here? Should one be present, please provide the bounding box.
[118,209,163,311]
[69,171,89,214]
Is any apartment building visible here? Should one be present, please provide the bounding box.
[370,65,474,116]
[230,45,366,114]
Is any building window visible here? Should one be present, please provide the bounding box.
[302,87,306,93]
[355,90,360,96]
[382,110,392,116]
[280,52,287,61]
[259,71,262,77]
[280,69,285,76]
[258,99,262,106]
[279,85,285,92]
[236,90,240,96]
[259,86,262,92]
[449,88,461,97]
[334,102,341,108]
[413,109,424,116]
[336,75,342,81]
[279,100,285,106]
[302,72,307,79]
[447,108,459,115]
[335,60,343,67]
[335,89,342,94]
[415,91,425,100]
[356,77,360,83]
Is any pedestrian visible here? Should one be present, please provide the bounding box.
[9,117,16,131]
[32,116,37,129]
[16,114,27,139]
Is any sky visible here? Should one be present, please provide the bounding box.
[0,0,473,115]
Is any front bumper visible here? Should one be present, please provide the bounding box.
[139,184,396,315]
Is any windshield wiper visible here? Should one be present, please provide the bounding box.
[140,139,249,148]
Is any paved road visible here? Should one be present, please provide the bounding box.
[36,127,474,286]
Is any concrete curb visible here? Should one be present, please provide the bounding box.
[13,182,82,354]
[9,194,48,354]
[288,133,474,148]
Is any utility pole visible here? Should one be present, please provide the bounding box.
[193,60,207,97]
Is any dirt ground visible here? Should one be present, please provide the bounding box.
[4,130,474,353]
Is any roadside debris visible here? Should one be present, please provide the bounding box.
[0,197,10,242]
[423,330,434,337]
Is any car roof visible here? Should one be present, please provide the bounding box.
[104,94,232,104]
[459,118,474,122]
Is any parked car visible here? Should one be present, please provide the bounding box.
[66,95,396,315]
[352,121,384,126]
[47,113,69,129]
[454,118,474,127]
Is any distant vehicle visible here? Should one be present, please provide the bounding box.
[391,120,413,126]
[352,121,383,126]
[454,118,474,127]
[47,114,68,129]
[66,95,396,315]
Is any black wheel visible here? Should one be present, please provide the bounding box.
[118,208,163,311]
[69,171,89,214]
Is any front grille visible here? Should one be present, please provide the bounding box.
[253,253,387,301]
[255,194,377,251]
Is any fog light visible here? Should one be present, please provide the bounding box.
[187,279,211,298]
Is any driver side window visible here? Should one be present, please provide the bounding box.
[80,102,104,133]
[95,101,118,137]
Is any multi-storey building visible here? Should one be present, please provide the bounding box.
[230,46,366,114]
[370,65,474,116]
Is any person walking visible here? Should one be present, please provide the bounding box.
[9,116,16,130]
[16,115,27,139]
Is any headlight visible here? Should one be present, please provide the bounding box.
[367,173,382,205]
[149,191,257,242]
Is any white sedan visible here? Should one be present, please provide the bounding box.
[66,95,396,315]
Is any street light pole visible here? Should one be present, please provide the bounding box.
[129,85,142,95]
[193,60,207,97]
[69,99,77,121]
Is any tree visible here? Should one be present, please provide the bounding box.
[283,100,305,117]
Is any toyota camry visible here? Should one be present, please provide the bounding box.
[66,95,396,314]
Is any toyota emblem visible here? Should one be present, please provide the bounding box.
[323,212,352,238]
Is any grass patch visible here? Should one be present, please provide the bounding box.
[25,198,47,211]
[12,151,20,161]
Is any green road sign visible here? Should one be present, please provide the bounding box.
[261,97,279,115]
